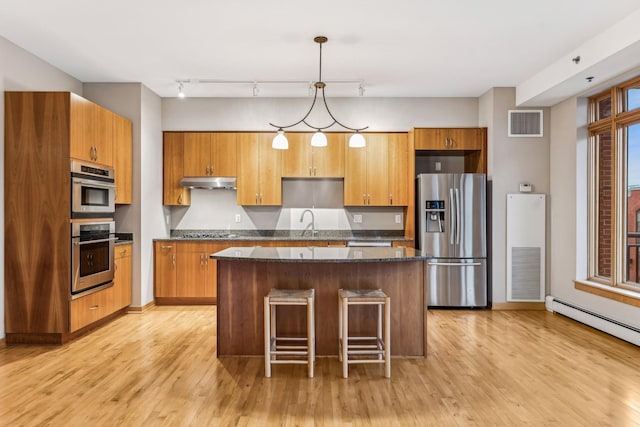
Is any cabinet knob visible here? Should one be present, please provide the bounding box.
[178,193,183,205]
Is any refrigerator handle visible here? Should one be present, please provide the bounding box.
[455,188,461,245]
[449,188,455,245]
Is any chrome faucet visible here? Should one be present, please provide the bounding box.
[300,209,317,237]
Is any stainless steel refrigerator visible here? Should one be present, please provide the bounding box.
[417,173,487,307]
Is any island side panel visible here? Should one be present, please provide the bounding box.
[216,259,425,356]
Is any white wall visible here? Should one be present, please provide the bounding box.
[549,96,640,329]
[0,36,83,340]
[139,85,165,305]
[162,97,479,131]
[479,88,551,304]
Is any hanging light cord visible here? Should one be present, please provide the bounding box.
[269,36,368,133]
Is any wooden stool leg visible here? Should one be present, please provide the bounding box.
[377,303,383,361]
[338,293,343,363]
[307,295,314,378]
[384,297,391,378]
[264,296,271,378]
[342,297,349,379]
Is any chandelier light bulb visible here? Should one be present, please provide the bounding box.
[311,131,328,147]
[349,132,366,148]
[272,129,289,150]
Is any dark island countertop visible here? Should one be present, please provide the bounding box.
[210,245,426,263]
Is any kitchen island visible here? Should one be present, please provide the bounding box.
[211,246,427,357]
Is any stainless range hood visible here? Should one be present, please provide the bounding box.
[180,176,236,190]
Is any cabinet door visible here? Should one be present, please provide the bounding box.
[451,128,484,150]
[313,133,345,177]
[413,128,442,150]
[365,134,389,206]
[113,244,132,310]
[93,106,114,167]
[388,133,409,206]
[176,251,208,298]
[344,138,368,205]
[176,242,217,298]
[154,242,177,297]
[70,94,99,163]
[281,133,312,177]
[257,133,282,205]
[163,133,191,206]
[183,132,212,176]
[212,133,237,177]
[113,114,132,204]
[236,133,261,205]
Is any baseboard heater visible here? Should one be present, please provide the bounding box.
[546,296,640,347]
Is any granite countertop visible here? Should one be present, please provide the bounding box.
[154,230,413,243]
[210,246,427,263]
[115,233,133,246]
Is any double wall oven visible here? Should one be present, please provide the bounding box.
[70,160,117,298]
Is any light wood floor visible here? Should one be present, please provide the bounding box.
[1,307,639,426]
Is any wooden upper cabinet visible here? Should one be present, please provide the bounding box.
[414,128,483,150]
[183,132,237,177]
[344,137,368,205]
[365,134,389,206]
[163,133,191,206]
[183,132,211,176]
[113,114,133,204]
[345,133,408,206]
[70,94,114,167]
[282,133,345,177]
[212,133,237,177]
[237,133,282,205]
[388,133,409,206]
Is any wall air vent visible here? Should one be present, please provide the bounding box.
[508,110,543,137]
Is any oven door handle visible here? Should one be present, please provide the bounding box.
[72,178,116,189]
[73,237,118,245]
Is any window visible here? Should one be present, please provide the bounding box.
[587,77,640,293]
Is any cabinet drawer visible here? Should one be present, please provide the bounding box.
[69,287,112,332]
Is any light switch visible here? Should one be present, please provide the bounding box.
[235,214,241,223]
[395,214,402,224]
[435,161,441,171]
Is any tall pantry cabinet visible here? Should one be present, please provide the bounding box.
[4,91,133,344]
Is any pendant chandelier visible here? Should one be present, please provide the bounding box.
[270,36,368,150]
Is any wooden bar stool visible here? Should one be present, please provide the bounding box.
[338,288,390,378]
[264,288,315,378]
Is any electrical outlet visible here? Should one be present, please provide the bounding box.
[353,214,363,223]
[395,214,402,224]
[435,161,441,171]
[235,214,241,223]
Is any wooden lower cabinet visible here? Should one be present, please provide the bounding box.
[154,240,344,304]
[154,241,177,299]
[69,243,133,333]
[176,242,223,302]
[113,244,132,310]
[70,289,111,332]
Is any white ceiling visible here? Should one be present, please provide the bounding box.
[1,0,640,101]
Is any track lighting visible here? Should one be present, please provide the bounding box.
[269,36,368,150]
